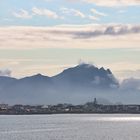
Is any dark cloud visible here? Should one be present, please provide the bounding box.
[44,24,140,39]
[73,25,140,39]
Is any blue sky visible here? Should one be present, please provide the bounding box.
[0,0,140,79]
[1,0,140,26]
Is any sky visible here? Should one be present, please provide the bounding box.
[0,0,140,80]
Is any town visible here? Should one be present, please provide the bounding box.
[0,98,140,115]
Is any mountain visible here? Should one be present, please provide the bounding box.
[1,74,53,104]
[16,73,52,87]
[0,76,17,90]
[52,63,119,88]
[0,63,139,104]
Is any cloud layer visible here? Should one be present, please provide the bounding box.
[0,24,140,49]
[84,0,140,6]
[73,24,140,39]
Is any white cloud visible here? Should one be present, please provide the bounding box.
[84,0,140,6]
[0,69,12,77]
[13,7,106,21]
[91,8,107,17]
[13,9,32,19]
[60,7,106,21]
[88,15,100,21]
[32,7,60,19]
[13,7,61,19]
[60,7,85,18]
[115,69,140,79]
[121,78,140,90]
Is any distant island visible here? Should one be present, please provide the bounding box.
[0,63,140,105]
[1,98,140,115]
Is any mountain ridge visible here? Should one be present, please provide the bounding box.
[0,63,139,104]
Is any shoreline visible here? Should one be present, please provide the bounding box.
[1,112,140,115]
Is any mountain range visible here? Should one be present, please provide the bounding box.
[0,63,140,105]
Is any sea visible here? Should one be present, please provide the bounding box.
[0,114,140,140]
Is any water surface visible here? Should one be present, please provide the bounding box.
[0,114,140,140]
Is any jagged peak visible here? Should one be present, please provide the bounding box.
[100,67,105,70]
[58,63,113,77]
[107,69,112,74]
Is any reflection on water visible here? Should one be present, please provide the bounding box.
[81,116,140,122]
[0,114,140,140]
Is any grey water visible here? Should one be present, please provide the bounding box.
[0,114,140,140]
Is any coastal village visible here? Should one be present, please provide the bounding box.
[0,98,140,114]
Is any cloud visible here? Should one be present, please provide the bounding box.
[32,7,60,19]
[0,24,140,49]
[83,0,140,6]
[2,24,140,40]
[13,7,106,21]
[115,69,140,79]
[13,9,32,19]
[0,69,12,77]
[60,7,104,21]
[121,78,140,90]
[60,8,85,18]
[90,8,107,17]
[73,24,140,39]
[13,7,61,19]
[88,15,100,21]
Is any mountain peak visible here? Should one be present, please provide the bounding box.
[19,73,50,83]
[77,63,95,68]
[53,63,118,88]
[0,64,120,104]
[34,73,46,77]
[100,67,105,71]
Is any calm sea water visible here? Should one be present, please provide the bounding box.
[0,114,140,140]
